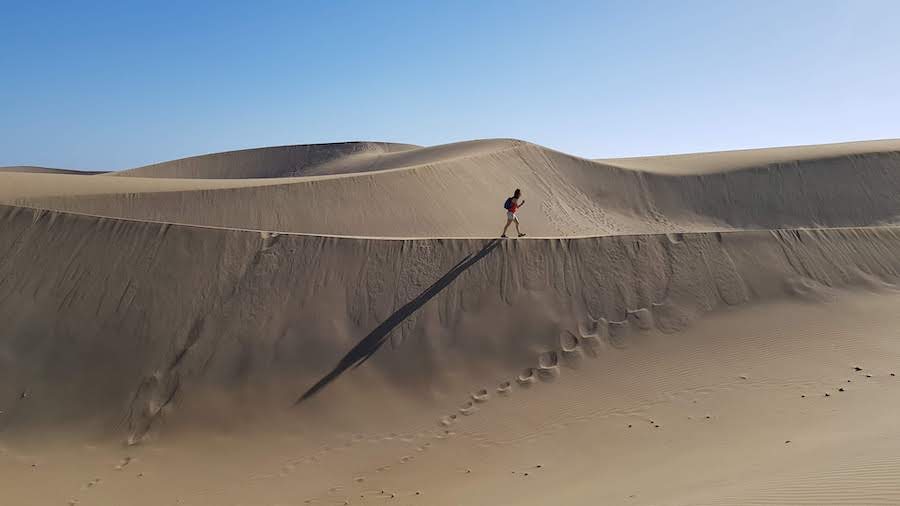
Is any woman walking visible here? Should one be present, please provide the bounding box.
[501,188,526,238]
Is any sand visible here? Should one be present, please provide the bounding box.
[2,138,900,505]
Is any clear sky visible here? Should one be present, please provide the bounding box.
[3,0,899,170]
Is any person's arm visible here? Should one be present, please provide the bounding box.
[519,199,525,207]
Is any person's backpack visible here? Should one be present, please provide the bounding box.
[503,197,513,210]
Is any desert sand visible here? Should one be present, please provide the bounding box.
[3,139,900,505]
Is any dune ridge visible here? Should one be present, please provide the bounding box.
[4,138,900,238]
[0,166,108,175]
[116,141,421,179]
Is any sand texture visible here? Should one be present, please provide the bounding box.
[3,139,900,505]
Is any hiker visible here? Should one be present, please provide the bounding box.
[501,189,526,238]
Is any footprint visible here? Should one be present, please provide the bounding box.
[537,351,561,382]
[578,316,605,339]
[471,389,490,403]
[497,381,512,395]
[578,318,607,357]
[538,366,560,383]
[114,456,132,470]
[666,232,685,244]
[627,308,654,331]
[459,401,477,416]
[559,331,584,366]
[538,351,559,369]
[560,331,580,352]
[439,414,458,427]
[516,368,537,386]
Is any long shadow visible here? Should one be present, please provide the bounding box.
[295,238,501,404]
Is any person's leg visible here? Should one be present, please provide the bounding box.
[514,215,522,235]
[501,219,512,236]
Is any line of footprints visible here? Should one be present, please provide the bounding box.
[439,307,899,432]
[801,365,896,399]
[441,307,656,427]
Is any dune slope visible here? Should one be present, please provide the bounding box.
[5,139,900,237]
[4,138,900,505]
[0,166,108,175]
[117,141,420,179]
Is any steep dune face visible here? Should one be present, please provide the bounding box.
[3,204,900,439]
[8,139,900,237]
[642,150,900,228]
[4,203,900,505]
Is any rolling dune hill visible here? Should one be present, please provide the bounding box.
[4,139,900,238]
[0,166,108,175]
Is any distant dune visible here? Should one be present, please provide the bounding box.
[596,138,900,173]
[0,165,108,175]
[3,139,900,505]
[117,141,421,179]
[4,138,900,238]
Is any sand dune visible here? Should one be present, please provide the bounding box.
[596,138,900,174]
[0,166,108,175]
[117,141,421,179]
[3,139,900,505]
[4,139,900,238]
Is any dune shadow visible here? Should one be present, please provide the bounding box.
[295,238,501,404]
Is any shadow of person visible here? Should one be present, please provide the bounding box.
[295,238,501,404]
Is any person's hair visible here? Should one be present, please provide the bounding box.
[513,188,521,198]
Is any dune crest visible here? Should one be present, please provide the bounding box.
[3,138,900,238]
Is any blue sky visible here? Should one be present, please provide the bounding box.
[2,1,899,169]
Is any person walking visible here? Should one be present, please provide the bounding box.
[501,188,526,238]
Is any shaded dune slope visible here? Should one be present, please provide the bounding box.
[5,139,900,237]
[0,166,108,175]
[117,141,420,179]
[2,204,900,442]
[597,138,900,174]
